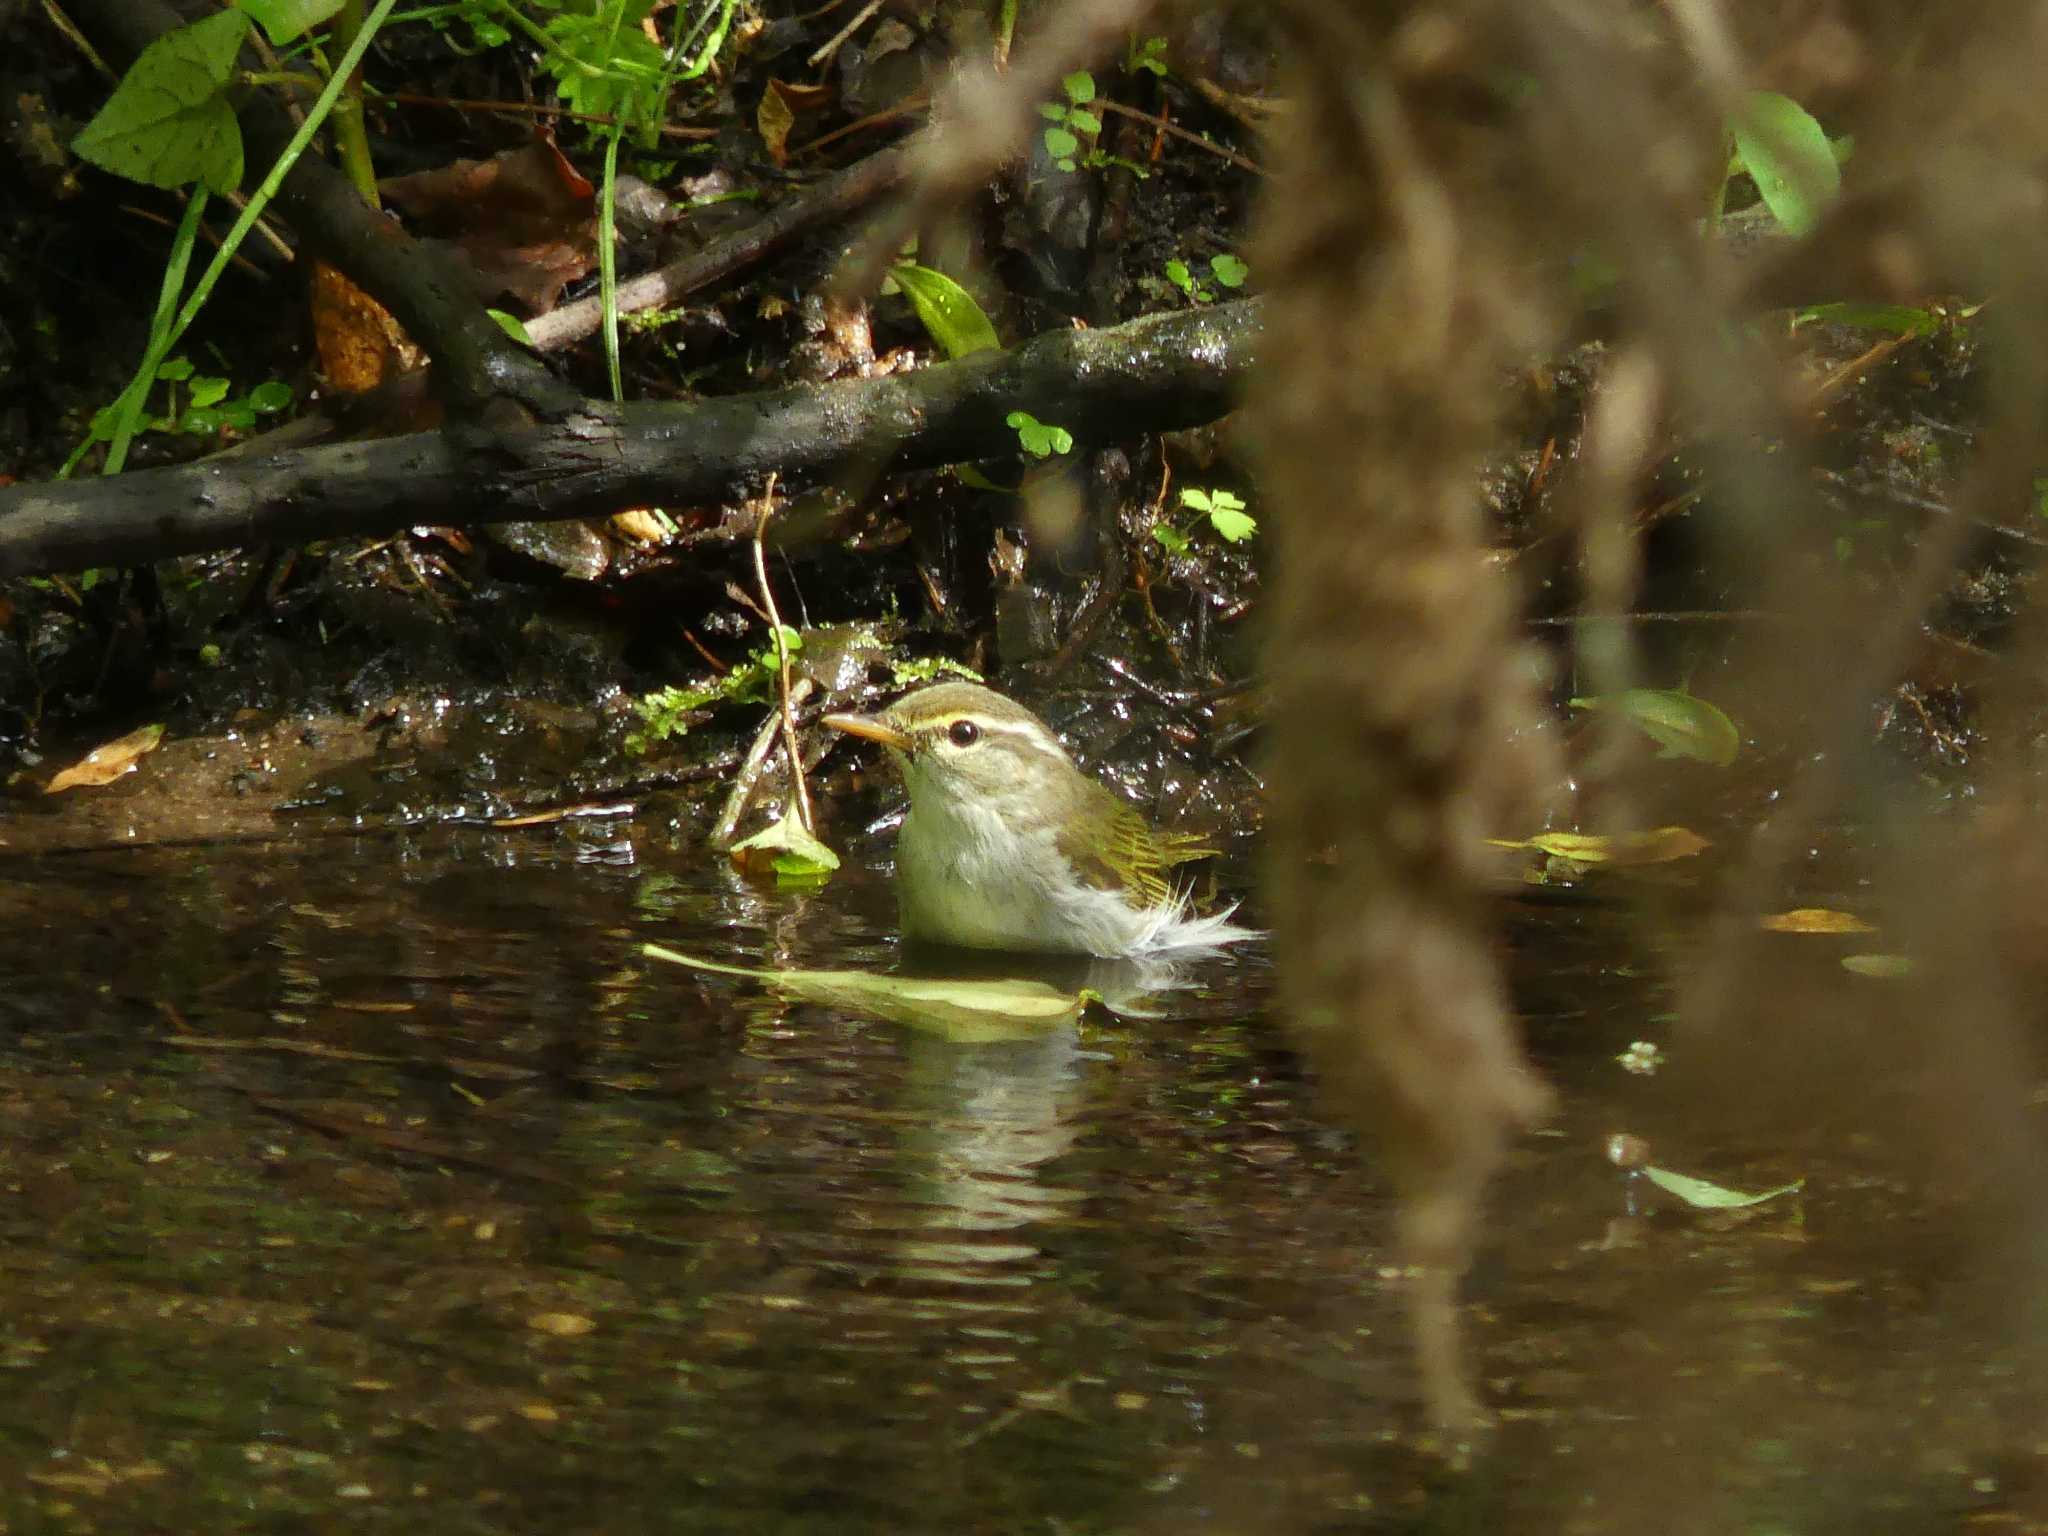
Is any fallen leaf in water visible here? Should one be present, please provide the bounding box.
[644,944,1088,1041]
[1488,826,1709,866]
[729,818,840,884]
[1842,953,1914,979]
[1761,907,1876,934]
[1642,1165,1805,1209]
[46,723,164,792]
[1569,688,1741,766]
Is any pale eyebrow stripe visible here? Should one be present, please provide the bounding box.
[917,714,1063,750]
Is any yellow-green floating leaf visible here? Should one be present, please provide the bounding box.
[1760,907,1876,935]
[1569,687,1741,767]
[1643,1165,1805,1209]
[1488,825,1710,866]
[644,945,1088,1041]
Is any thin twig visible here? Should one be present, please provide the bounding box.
[374,92,719,140]
[1095,99,1265,175]
[795,92,929,157]
[809,0,882,68]
[752,474,817,834]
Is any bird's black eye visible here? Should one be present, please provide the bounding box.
[948,719,981,748]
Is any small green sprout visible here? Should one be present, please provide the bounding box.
[1126,34,1169,77]
[1152,486,1256,553]
[1181,486,1255,542]
[1163,254,1249,305]
[1006,411,1073,458]
[1039,71,1102,172]
[628,626,804,752]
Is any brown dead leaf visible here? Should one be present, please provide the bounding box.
[756,78,833,166]
[1760,907,1877,935]
[311,260,425,395]
[757,80,798,166]
[381,135,598,316]
[46,723,164,793]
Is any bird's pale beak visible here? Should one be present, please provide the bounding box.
[822,711,912,752]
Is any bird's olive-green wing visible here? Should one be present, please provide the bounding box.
[1054,780,1216,907]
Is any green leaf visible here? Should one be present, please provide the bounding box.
[1164,259,1193,293]
[486,307,536,346]
[72,10,249,194]
[1129,36,1169,77]
[1841,952,1914,980]
[729,818,840,885]
[889,262,1000,359]
[1208,506,1256,543]
[1179,487,1212,512]
[1006,411,1072,457]
[1729,90,1839,238]
[1044,126,1079,161]
[1210,253,1249,288]
[238,0,346,46]
[1793,302,1938,338]
[187,375,230,409]
[1062,70,1096,104]
[1152,524,1191,555]
[643,945,1089,1041]
[246,379,294,413]
[1642,1165,1805,1209]
[1037,103,1067,122]
[1067,109,1102,136]
[1487,826,1709,866]
[952,465,1016,494]
[1568,687,1741,767]
[155,356,195,382]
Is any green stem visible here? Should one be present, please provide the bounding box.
[63,189,209,480]
[328,0,381,207]
[600,126,624,403]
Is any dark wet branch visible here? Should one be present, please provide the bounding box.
[525,145,916,353]
[0,301,1261,578]
[62,0,581,424]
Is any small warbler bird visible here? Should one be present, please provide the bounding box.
[823,681,1251,958]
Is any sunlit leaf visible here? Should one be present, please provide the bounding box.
[890,262,1000,359]
[1793,302,1939,338]
[238,0,346,46]
[1760,907,1876,935]
[46,723,166,793]
[729,818,840,885]
[1730,90,1839,238]
[1488,826,1709,865]
[1208,506,1256,542]
[1842,953,1914,979]
[1643,1165,1805,1209]
[486,308,535,346]
[1568,687,1740,767]
[72,10,248,194]
[644,945,1089,1040]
